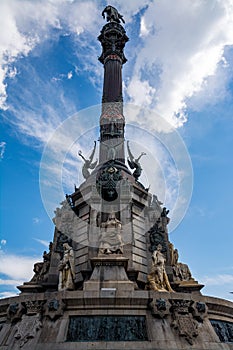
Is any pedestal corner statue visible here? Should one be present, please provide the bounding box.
[0,6,233,349]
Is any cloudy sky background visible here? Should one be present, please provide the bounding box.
[1,0,233,300]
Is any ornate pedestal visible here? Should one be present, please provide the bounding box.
[84,256,134,291]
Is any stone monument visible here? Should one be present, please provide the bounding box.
[0,6,232,349]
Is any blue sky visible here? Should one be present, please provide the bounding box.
[0,0,233,300]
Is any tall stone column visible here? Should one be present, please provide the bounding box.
[98,20,128,164]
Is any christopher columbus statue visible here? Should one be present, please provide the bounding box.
[102,5,125,24]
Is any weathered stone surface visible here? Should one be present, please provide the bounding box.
[1,292,232,349]
[2,6,233,350]
[84,256,134,291]
[211,319,233,343]
[149,298,171,318]
[44,298,66,321]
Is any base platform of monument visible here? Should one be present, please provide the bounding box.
[0,290,233,349]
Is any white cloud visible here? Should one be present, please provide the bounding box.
[32,217,40,224]
[0,1,106,172]
[0,252,41,281]
[0,0,100,110]
[0,239,7,246]
[33,238,50,248]
[52,70,73,82]
[0,291,19,299]
[7,66,78,146]
[0,141,6,159]
[0,1,39,109]
[67,70,73,79]
[188,54,232,110]
[199,273,233,301]
[202,274,233,286]
[127,76,156,107]
[1,0,233,129]
[0,278,23,286]
[123,0,233,127]
[7,66,17,79]
[139,16,150,37]
[110,0,151,21]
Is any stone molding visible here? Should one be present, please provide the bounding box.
[0,292,232,349]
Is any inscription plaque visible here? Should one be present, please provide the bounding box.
[67,315,148,341]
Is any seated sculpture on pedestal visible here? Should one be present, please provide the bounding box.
[98,212,123,255]
[169,243,194,282]
[30,242,53,284]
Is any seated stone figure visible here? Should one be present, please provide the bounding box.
[147,244,173,292]
[30,242,53,283]
[170,244,194,282]
[173,261,193,282]
[99,212,123,254]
